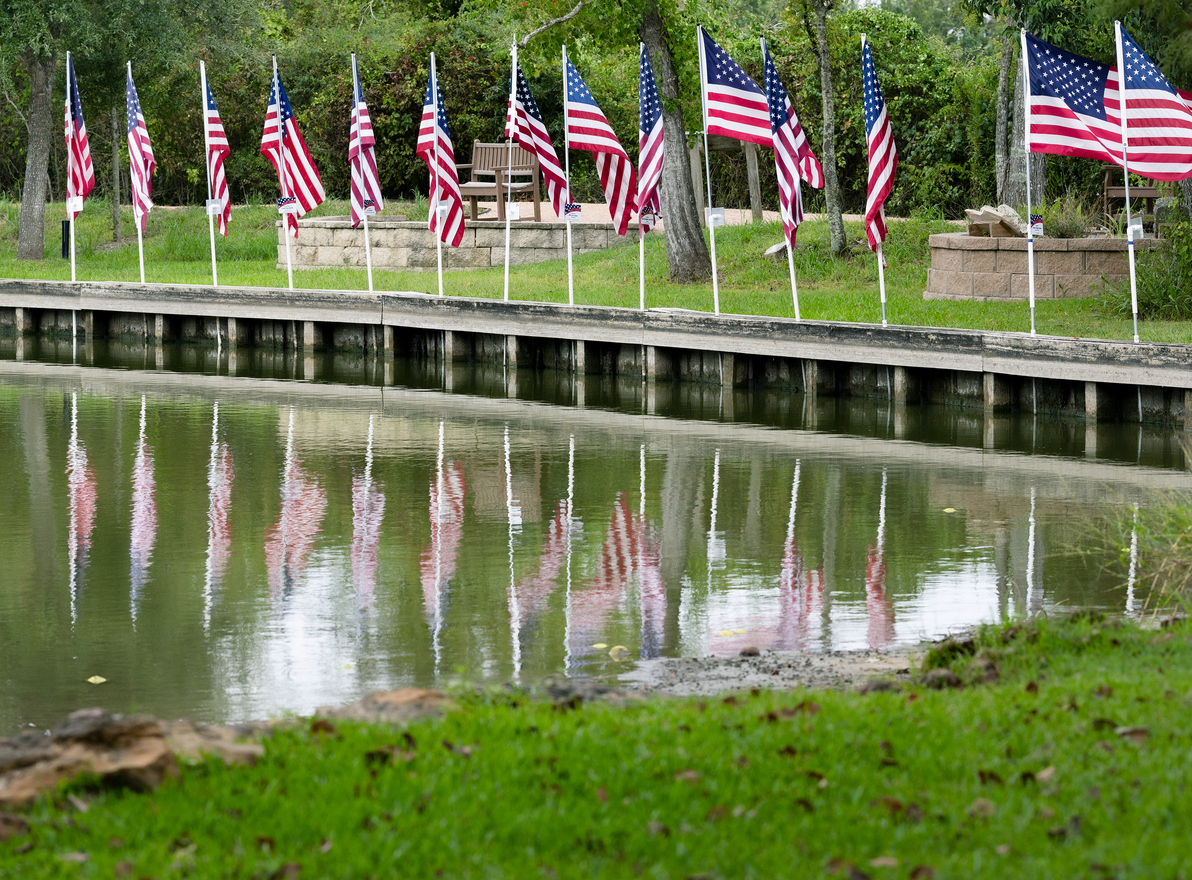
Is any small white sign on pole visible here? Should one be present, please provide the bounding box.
[67,197,84,214]
[565,203,582,222]
[507,203,521,221]
[705,207,725,228]
[1128,217,1145,239]
[205,199,222,216]
[278,202,300,215]
[364,205,378,216]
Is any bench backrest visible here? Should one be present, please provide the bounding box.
[471,141,537,174]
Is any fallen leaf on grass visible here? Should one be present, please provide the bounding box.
[256,837,276,852]
[1047,816,1083,840]
[795,798,815,812]
[596,787,607,803]
[1094,684,1113,698]
[909,867,935,880]
[0,813,30,841]
[442,739,473,758]
[794,700,821,716]
[995,844,1011,856]
[778,744,798,758]
[319,838,333,853]
[269,863,301,879]
[674,769,700,784]
[309,719,336,738]
[86,676,106,685]
[365,745,416,766]
[869,856,898,868]
[978,769,1003,786]
[647,821,670,837]
[826,859,872,880]
[1092,718,1119,732]
[1025,681,1039,694]
[1116,726,1150,744]
[968,798,996,819]
[66,794,89,813]
[872,796,903,815]
[58,853,89,863]
[1036,766,1057,784]
[114,863,134,878]
[705,805,728,822]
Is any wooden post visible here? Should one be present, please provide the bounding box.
[743,142,763,224]
[574,339,586,375]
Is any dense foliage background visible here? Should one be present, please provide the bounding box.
[0,0,1186,219]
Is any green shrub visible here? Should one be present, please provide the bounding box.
[1040,193,1093,239]
[1098,222,1192,319]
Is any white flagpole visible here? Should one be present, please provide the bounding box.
[201,61,219,290]
[562,46,575,306]
[762,37,801,321]
[505,425,521,680]
[861,36,886,327]
[563,433,575,672]
[639,43,647,313]
[428,53,442,298]
[273,55,294,291]
[1115,20,1140,344]
[1020,30,1037,336]
[697,27,720,315]
[129,62,146,286]
[433,419,445,673]
[504,41,516,302]
[353,53,376,295]
[68,52,78,289]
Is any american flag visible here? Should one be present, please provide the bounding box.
[506,64,570,217]
[419,461,466,629]
[204,77,231,236]
[126,67,155,231]
[1025,30,1192,181]
[638,45,664,232]
[63,54,95,219]
[204,406,233,624]
[565,56,637,236]
[349,55,384,229]
[698,27,772,147]
[862,38,898,253]
[66,394,97,616]
[351,466,385,611]
[416,57,466,247]
[260,61,326,238]
[264,418,327,602]
[763,41,823,246]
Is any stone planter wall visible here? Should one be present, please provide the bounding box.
[925,232,1162,301]
[279,217,628,272]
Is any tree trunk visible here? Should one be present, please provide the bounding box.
[16,50,57,261]
[1180,178,1192,222]
[641,3,711,283]
[1005,52,1045,211]
[806,0,845,256]
[111,105,122,243]
[994,36,1013,204]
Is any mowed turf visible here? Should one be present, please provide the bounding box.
[2,199,1190,344]
[2,616,1191,878]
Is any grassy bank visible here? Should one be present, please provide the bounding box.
[3,199,1190,344]
[3,616,1191,878]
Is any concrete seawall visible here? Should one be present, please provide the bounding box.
[1,277,1190,431]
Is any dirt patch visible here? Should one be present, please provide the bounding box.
[618,649,915,696]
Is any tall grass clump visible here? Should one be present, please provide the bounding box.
[1099,222,1192,320]
[1040,193,1093,239]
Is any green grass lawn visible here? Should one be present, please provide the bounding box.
[3,615,1191,878]
[3,198,1190,344]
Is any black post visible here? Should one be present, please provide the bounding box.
[61,220,69,259]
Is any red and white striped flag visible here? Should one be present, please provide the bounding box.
[416,56,466,247]
[564,55,637,236]
[862,37,897,254]
[63,53,95,219]
[420,462,466,628]
[506,64,570,217]
[637,45,664,231]
[698,27,772,147]
[763,41,823,245]
[126,66,155,231]
[1024,30,1192,181]
[349,54,384,229]
[203,75,231,236]
[261,60,326,238]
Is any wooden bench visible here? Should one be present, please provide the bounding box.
[1103,164,1160,231]
[456,141,541,222]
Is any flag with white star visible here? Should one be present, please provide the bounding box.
[260,61,326,239]
[416,56,465,247]
[763,40,822,246]
[64,54,95,219]
[862,37,897,254]
[565,55,637,236]
[349,54,385,230]
[126,66,155,232]
[638,45,664,232]
[1025,30,1192,181]
[506,63,570,217]
[698,27,772,147]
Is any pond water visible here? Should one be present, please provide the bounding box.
[0,343,1186,733]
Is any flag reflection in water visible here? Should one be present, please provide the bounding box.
[129,396,157,623]
[638,445,665,659]
[204,402,233,630]
[420,420,466,670]
[264,408,327,601]
[568,491,643,665]
[350,415,385,610]
[865,468,894,649]
[515,501,569,634]
[66,392,97,625]
[775,461,824,651]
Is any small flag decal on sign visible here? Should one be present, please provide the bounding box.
[565,202,582,221]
